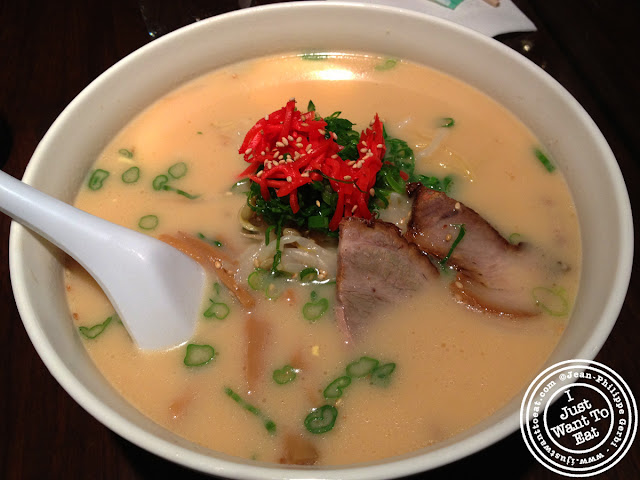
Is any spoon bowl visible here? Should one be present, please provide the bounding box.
[0,170,207,350]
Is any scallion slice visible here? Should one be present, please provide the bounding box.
[138,214,159,230]
[534,148,556,173]
[346,356,379,378]
[299,267,319,283]
[272,365,297,385]
[440,117,455,128]
[183,343,215,367]
[302,291,329,322]
[370,362,396,387]
[224,387,276,434]
[78,315,113,339]
[152,174,169,190]
[323,376,351,399]
[532,286,569,316]
[439,224,466,267]
[304,405,338,434]
[118,148,134,158]
[203,299,230,320]
[121,166,140,184]
[168,161,188,179]
[88,169,109,191]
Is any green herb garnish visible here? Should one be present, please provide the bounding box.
[118,148,134,158]
[532,286,569,316]
[78,315,113,339]
[302,291,329,322]
[183,343,215,367]
[304,405,338,434]
[138,214,159,230]
[273,365,297,385]
[439,224,466,267]
[121,166,140,184]
[224,387,276,434]
[168,161,188,179]
[323,376,351,399]
[346,356,379,378]
[534,147,556,173]
[88,169,109,191]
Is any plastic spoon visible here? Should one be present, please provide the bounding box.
[0,170,207,350]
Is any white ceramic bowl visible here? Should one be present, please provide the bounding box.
[9,2,633,479]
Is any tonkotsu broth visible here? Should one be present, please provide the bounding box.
[64,53,580,465]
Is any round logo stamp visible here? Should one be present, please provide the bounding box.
[520,359,637,477]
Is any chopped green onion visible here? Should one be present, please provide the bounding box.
[248,269,269,291]
[346,356,379,378]
[118,148,134,158]
[532,286,569,316]
[308,215,329,230]
[78,315,113,339]
[168,161,188,179]
[534,148,556,173]
[273,365,297,385]
[304,405,338,434]
[439,224,466,267]
[183,343,215,367]
[299,267,319,283]
[121,166,140,184]
[323,376,351,399]
[203,299,229,320]
[161,184,200,199]
[375,58,398,71]
[88,169,109,191]
[231,178,250,194]
[152,174,169,190]
[138,214,159,230]
[300,53,330,61]
[508,233,522,245]
[224,387,276,434]
[370,362,396,387]
[303,291,329,322]
[197,232,223,247]
[440,117,455,128]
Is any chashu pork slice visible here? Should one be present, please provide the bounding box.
[335,217,439,342]
[405,184,539,316]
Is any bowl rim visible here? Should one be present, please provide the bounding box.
[9,1,633,479]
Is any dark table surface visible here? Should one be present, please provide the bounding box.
[1,1,638,479]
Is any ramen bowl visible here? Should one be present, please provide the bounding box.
[9,2,632,478]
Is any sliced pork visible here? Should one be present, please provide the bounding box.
[335,217,439,342]
[405,184,539,316]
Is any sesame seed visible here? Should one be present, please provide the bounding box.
[286,176,292,182]
[377,143,383,149]
[360,147,368,153]
[306,144,313,152]
[264,114,269,121]
[445,233,452,241]
[288,135,294,142]
[347,160,356,166]
[275,141,285,148]
[301,122,309,127]
[344,175,352,180]
[273,150,280,158]
[369,188,375,196]
[318,129,325,135]
[316,200,321,207]
[330,154,338,159]
[244,148,252,155]
[260,151,265,156]
[362,140,368,146]
[454,202,461,210]
[214,261,222,269]
[455,281,464,289]
[281,137,289,146]
[296,143,303,149]
[331,132,338,140]
[301,171,310,177]
[351,205,358,213]
[256,170,263,177]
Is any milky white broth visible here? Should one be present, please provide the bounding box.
[64,53,581,465]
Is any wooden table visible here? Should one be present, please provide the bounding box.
[1,1,638,478]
